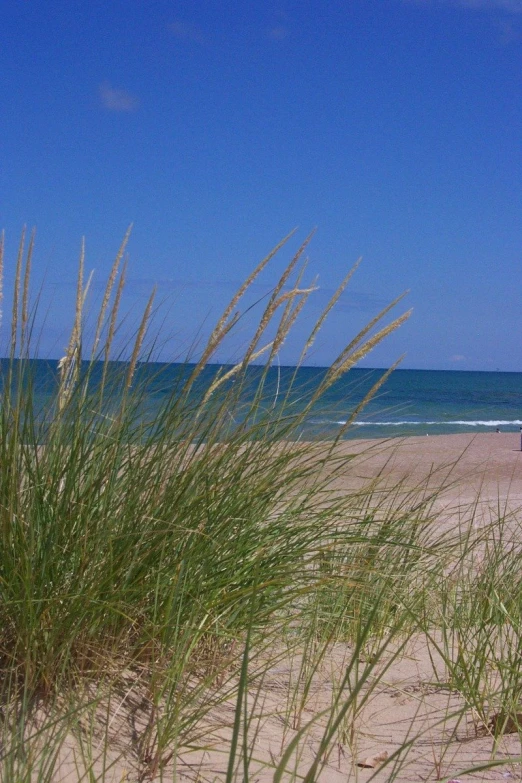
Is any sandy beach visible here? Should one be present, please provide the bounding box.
[201,434,522,782]
[339,431,522,492]
[247,434,522,782]
[319,432,522,535]
[46,433,522,782]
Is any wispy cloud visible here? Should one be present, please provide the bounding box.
[99,82,139,112]
[168,20,205,43]
[404,0,522,11]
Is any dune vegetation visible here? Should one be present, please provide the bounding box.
[0,229,522,782]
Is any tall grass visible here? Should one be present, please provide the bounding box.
[0,229,521,782]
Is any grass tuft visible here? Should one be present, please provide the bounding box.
[1,229,521,781]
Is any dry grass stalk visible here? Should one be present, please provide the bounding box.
[101,258,127,391]
[212,231,297,345]
[239,236,314,370]
[270,284,316,359]
[57,237,84,390]
[248,234,313,356]
[58,240,94,410]
[92,226,132,359]
[268,232,314,307]
[200,343,275,405]
[273,257,311,341]
[21,228,35,349]
[298,257,362,365]
[72,236,86,352]
[201,282,316,408]
[267,264,309,362]
[187,231,297,383]
[308,307,412,410]
[126,286,156,388]
[333,308,412,378]
[198,262,315,407]
[330,291,408,377]
[10,227,25,360]
[271,287,316,311]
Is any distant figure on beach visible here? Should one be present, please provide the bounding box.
[496,427,500,433]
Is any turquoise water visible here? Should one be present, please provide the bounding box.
[307,367,522,438]
[3,360,522,440]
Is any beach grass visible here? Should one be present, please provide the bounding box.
[1,230,522,781]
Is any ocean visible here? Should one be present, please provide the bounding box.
[6,360,522,441]
[305,366,522,439]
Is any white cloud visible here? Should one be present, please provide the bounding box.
[450,354,466,362]
[99,82,139,112]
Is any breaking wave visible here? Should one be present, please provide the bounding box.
[309,419,522,427]
[353,419,522,427]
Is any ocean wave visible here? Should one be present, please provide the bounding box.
[308,419,522,427]
[352,419,522,427]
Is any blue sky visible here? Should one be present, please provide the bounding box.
[1,0,521,370]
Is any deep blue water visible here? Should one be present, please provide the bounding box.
[2,360,522,439]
